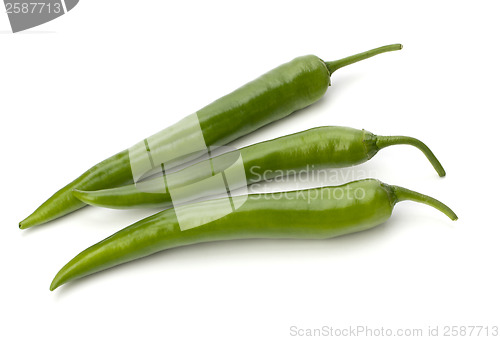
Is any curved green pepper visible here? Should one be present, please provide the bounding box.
[50,178,456,291]
[20,44,402,229]
[73,126,445,209]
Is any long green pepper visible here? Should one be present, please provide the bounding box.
[50,179,457,291]
[20,44,402,229]
[73,126,445,209]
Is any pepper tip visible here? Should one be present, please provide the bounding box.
[19,220,28,230]
[50,279,60,291]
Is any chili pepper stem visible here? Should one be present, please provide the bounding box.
[390,185,458,221]
[376,136,446,177]
[325,44,403,75]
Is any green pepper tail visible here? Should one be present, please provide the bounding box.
[325,44,403,75]
[390,185,458,221]
[375,135,446,177]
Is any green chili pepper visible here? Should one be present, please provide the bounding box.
[72,126,445,209]
[50,178,456,290]
[19,44,402,229]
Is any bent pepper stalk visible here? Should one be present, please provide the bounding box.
[20,44,402,229]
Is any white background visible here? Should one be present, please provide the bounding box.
[1,1,499,339]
